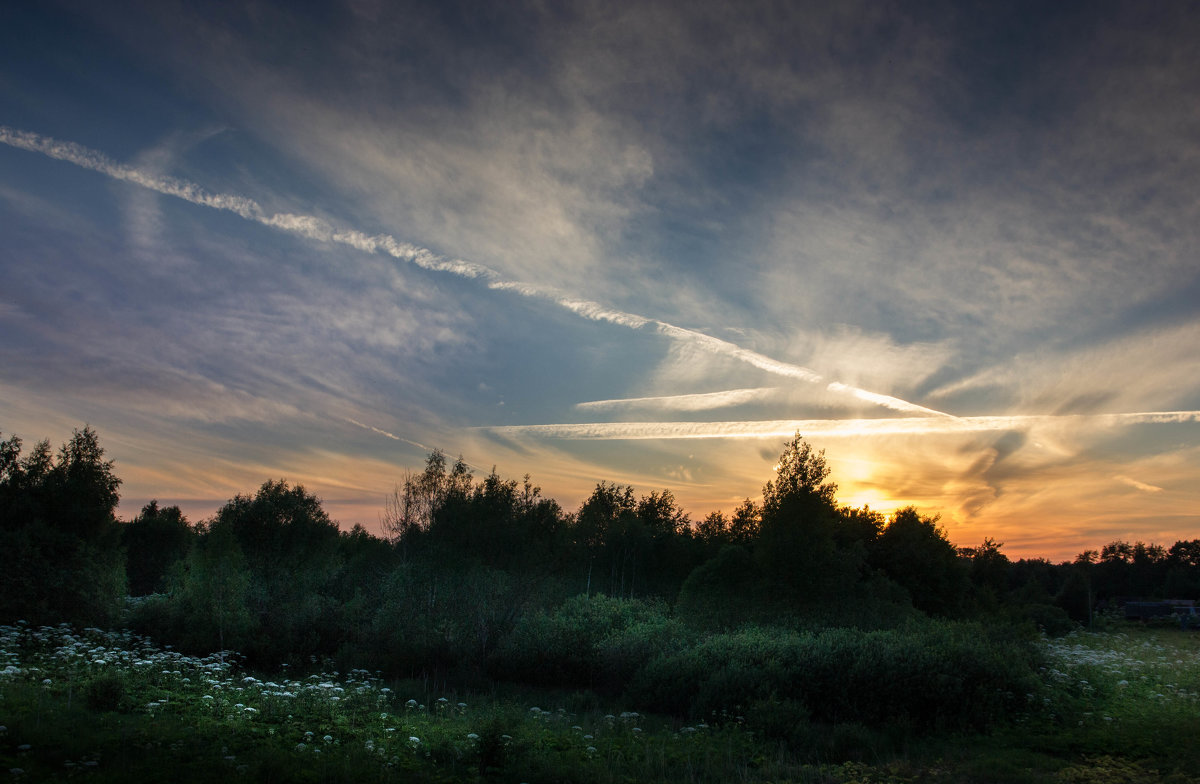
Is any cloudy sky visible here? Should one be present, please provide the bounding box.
[2,0,1199,559]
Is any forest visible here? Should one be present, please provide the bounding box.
[2,426,1199,783]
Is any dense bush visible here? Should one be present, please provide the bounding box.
[488,594,686,690]
[630,619,1044,732]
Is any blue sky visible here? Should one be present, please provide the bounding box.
[2,0,1199,558]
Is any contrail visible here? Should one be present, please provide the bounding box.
[577,387,779,412]
[344,418,433,452]
[0,126,497,279]
[482,410,1200,440]
[344,418,488,473]
[1,125,951,417]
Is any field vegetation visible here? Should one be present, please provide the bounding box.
[2,427,1199,781]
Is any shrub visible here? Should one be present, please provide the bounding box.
[594,616,694,692]
[1022,603,1077,636]
[629,620,1044,732]
[84,671,129,712]
[489,594,670,687]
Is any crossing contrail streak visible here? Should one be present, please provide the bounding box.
[483,410,1200,440]
[344,418,433,452]
[1,125,951,417]
[577,387,779,412]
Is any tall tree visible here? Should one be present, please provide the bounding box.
[123,500,194,595]
[870,507,967,617]
[574,482,637,596]
[384,451,472,551]
[45,426,121,539]
[754,434,858,609]
[964,537,1011,611]
[169,521,255,654]
[727,498,761,545]
[204,480,344,664]
[0,427,125,625]
[761,434,838,516]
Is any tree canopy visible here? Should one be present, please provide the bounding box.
[3,425,1197,677]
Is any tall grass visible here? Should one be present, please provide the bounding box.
[4,619,1200,782]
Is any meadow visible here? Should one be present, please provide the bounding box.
[2,618,1199,783]
[5,430,1200,782]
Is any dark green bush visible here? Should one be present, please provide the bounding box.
[594,616,694,692]
[743,696,812,744]
[84,671,129,712]
[629,620,1044,732]
[489,594,670,687]
[1022,603,1077,636]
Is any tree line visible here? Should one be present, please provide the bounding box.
[3,426,1198,679]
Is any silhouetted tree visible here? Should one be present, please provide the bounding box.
[1055,552,1095,624]
[870,507,966,617]
[386,450,473,557]
[0,427,125,625]
[123,500,194,595]
[633,489,699,596]
[204,480,344,665]
[761,434,838,513]
[963,538,1010,611]
[836,504,884,550]
[696,510,729,545]
[574,482,638,596]
[1168,539,1200,568]
[169,521,256,654]
[755,435,860,611]
[728,498,761,546]
[1129,542,1168,597]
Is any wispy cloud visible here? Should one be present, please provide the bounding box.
[1,126,948,419]
[928,320,1200,415]
[1114,475,1164,494]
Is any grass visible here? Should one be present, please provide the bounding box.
[2,621,1199,782]
[1000,622,1200,776]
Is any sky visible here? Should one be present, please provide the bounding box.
[2,0,1199,561]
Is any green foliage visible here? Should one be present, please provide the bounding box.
[14,425,1200,780]
[630,620,1044,732]
[142,480,348,666]
[762,434,838,513]
[0,525,126,626]
[489,594,687,691]
[122,500,195,595]
[83,671,130,712]
[676,545,760,628]
[870,507,967,617]
[1022,603,1076,636]
[363,560,546,681]
[7,621,1200,782]
[0,427,125,626]
[147,522,257,654]
[748,434,887,619]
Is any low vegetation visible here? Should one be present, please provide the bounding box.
[2,426,1199,781]
[3,621,1199,782]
